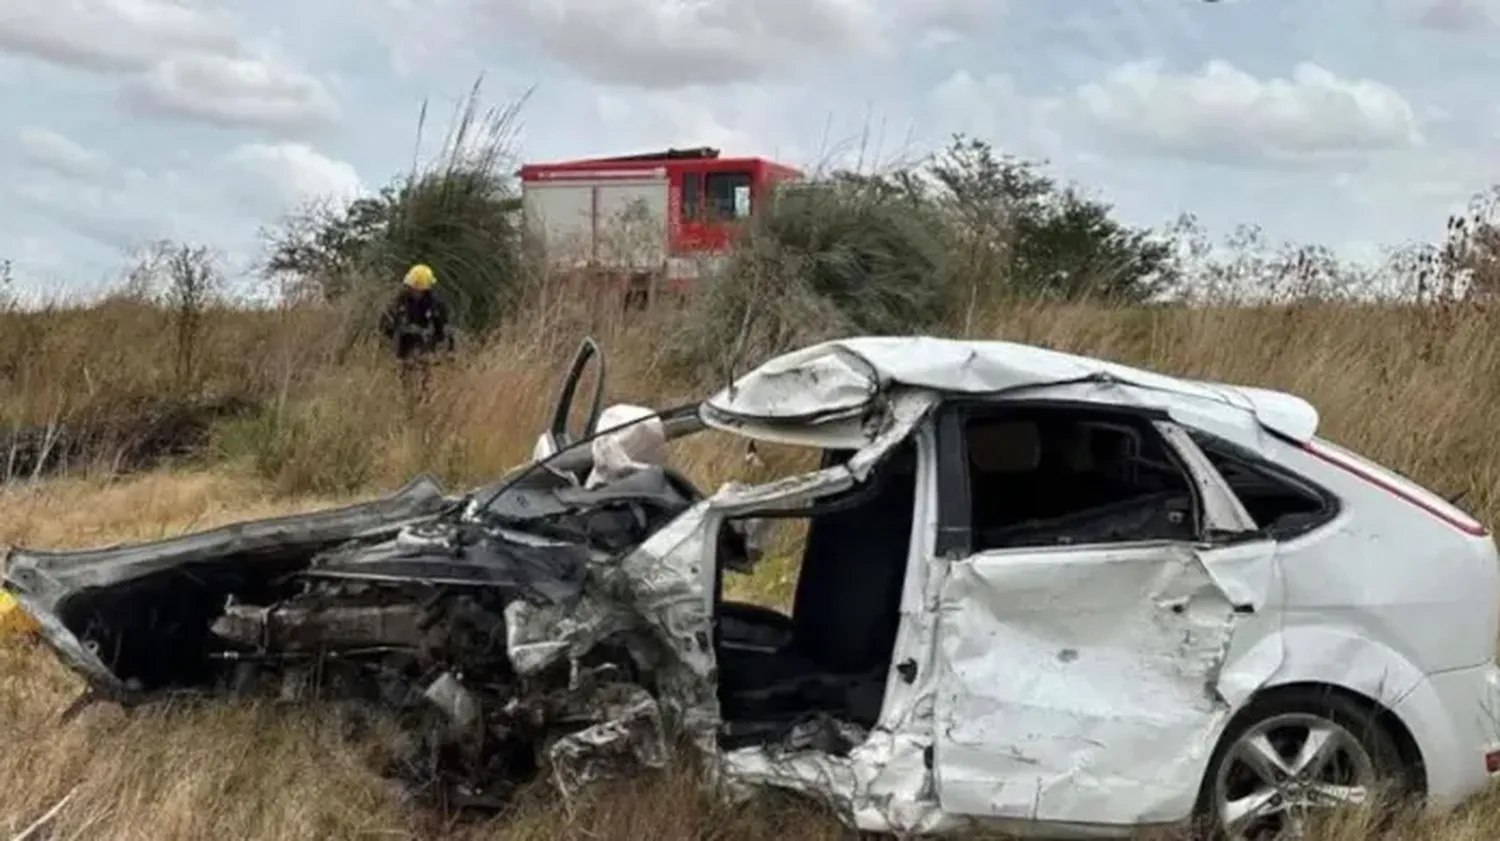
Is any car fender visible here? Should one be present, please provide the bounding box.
[1222,624,1428,710]
[1208,624,1432,780]
[1084,623,1438,826]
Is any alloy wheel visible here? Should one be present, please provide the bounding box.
[1211,711,1378,840]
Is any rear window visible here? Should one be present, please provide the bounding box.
[1189,429,1339,539]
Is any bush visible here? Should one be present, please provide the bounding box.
[212,403,375,497]
[665,175,954,380]
[659,135,1191,378]
[263,79,530,339]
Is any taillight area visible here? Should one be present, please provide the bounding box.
[1301,440,1489,536]
[1486,750,1500,774]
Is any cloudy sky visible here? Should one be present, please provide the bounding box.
[1,0,1497,296]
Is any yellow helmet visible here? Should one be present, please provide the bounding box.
[403,263,436,290]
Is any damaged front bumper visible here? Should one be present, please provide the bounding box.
[0,469,705,808]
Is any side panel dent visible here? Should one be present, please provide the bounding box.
[932,544,1238,825]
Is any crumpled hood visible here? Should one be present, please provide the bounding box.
[5,475,453,620]
[0,458,713,810]
[0,462,702,698]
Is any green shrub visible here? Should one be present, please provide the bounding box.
[211,402,374,496]
[665,176,953,380]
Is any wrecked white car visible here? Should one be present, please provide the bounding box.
[8,336,1500,839]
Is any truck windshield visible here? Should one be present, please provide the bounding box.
[706,171,753,220]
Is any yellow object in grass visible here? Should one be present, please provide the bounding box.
[0,589,38,638]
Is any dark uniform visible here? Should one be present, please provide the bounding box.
[381,287,452,361]
[380,264,453,399]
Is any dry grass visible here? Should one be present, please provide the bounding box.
[6,297,1500,838]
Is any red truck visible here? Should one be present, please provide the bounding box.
[518,147,802,306]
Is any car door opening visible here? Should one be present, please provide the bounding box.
[712,439,919,754]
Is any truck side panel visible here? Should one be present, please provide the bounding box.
[523,177,669,273]
[595,181,669,271]
[523,183,596,268]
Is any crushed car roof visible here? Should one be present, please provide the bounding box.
[704,336,1319,453]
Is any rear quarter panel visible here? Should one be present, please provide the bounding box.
[1263,436,1499,677]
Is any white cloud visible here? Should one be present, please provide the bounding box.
[592,89,767,157]
[1336,144,1498,212]
[927,71,1069,161]
[0,0,238,72]
[381,0,886,88]
[928,60,1431,180]
[902,0,1006,45]
[1,2,339,135]
[576,84,908,171]
[17,126,112,179]
[229,141,362,205]
[13,150,284,267]
[10,139,361,272]
[122,53,340,132]
[18,178,168,251]
[1075,60,1423,163]
[10,234,72,274]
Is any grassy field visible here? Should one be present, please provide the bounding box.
[7,297,1500,839]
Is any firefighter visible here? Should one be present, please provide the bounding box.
[380,263,454,398]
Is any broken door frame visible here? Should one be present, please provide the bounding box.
[711,415,953,834]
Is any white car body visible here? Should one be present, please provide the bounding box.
[641,336,1500,838]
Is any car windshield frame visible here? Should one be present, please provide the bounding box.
[464,402,710,519]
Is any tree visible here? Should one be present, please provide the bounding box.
[1008,186,1177,301]
[924,135,1177,306]
[1406,188,1500,303]
[260,78,529,336]
[809,136,1180,318]
[669,134,1183,377]
[265,192,397,299]
[665,172,954,381]
[125,240,223,392]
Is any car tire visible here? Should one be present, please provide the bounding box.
[1191,687,1414,840]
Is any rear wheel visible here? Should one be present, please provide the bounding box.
[1194,689,1413,840]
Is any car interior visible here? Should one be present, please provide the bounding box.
[706,407,1213,754]
[963,408,1200,550]
[712,439,919,753]
[1186,428,1340,539]
[697,401,1341,757]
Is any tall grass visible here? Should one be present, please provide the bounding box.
[6,298,1500,839]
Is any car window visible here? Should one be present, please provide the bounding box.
[962,408,1197,551]
[1186,429,1339,539]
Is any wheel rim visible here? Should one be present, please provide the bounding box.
[1213,712,1378,840]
